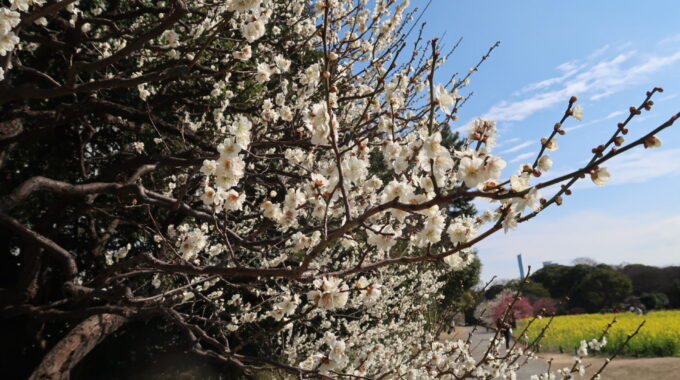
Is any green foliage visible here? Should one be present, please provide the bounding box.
[640,292,670,310]
[440,254,482,308]
[671,280,680,308]
[532,264,636,312]
[574,267,633,312]
[620,264,680,298]
[484,284,505,300]
[520,280,551,299]
[530,264,571,299]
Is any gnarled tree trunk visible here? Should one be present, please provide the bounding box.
[29,314,127,380]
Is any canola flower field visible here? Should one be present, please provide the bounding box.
[515,310,680,357]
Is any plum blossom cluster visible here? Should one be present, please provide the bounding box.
[0,0,674,379]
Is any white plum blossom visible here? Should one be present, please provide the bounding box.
[502,208,520,233]
[591,167,611,186]
[341,155,369,185]
[132,141,145,154]
[447,216,477,245]
[305,102,332,145]
[4,1,668,379]
[577,340,589,356]
[414,213,446,247]
[274,55,291,72]
[289,231,321,252]
[255,62,273,83]
[510,174,530,192]
[354,276,382,304]
[177,227,208,261]
[228,0,261,12]
[0,8,21,34]
[160,29,180,47]
[366,225,401,253]
[241,19,266,42]
[443,252,473,270]
[307,277,349,310]
[588,336,607,351]
[0,30,19,56]
[233,45,252,61]
[222,189,246,211]
[434,84,456,115]
[537,155,553,171]
[571,104,584,121]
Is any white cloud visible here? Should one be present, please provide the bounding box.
[598,147,680,186]
[509,151,536,163]
[606,110,626,119]
[481,46,680,123]
[494,137,521,149]
[538,147,680,192]
[563,108,626,132]
[657,93,678,102]
[658,34,680,46]
[500,141,533,154]
[478,210,680,281]
[515,63,584,95]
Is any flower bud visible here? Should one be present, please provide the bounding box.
[643,135,662,149]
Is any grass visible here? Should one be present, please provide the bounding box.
[515,310,680,357]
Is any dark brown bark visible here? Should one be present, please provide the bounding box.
[28,314,127,380]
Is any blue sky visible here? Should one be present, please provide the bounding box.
[421,1,680,281]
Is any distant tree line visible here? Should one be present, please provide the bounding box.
[483,263,680,314]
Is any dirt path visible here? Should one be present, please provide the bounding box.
[441,326,680,379]
[534,353,680,380]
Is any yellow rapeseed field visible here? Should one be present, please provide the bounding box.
[515,310,680,357]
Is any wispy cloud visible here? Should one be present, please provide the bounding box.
[563,109,626,132]
[562,147,680,191]
[596,147,680,186]
[658,34,680,46]
[509,151,536,163]
[500,141,533,154]
[514,63,584,95]
[496,136,520,146]
[481,46,680,123]
[606,110,626,119]
[657,93,678,102]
